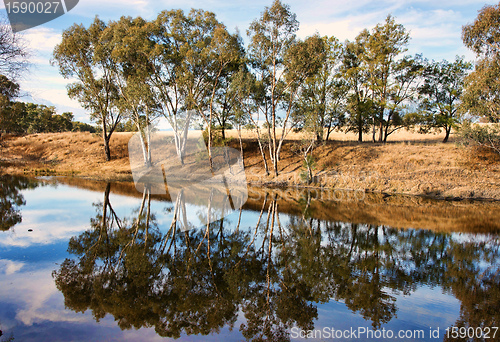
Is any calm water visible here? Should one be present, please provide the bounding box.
[0,175,499,342]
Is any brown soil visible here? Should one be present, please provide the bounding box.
[1,130,500,200]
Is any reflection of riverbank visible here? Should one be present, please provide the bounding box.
[46,177,500,233]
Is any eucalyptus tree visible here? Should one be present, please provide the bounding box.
[342,33,373,142]
[211,34,246,142]
[0,74,19,101]
[0,74,19,134]
[0,14,29,80]
[193,19,244,169]
[381,55,425,142]
[462,3,500,122]
[128,9,244,169]
[247,0,324,177]
[418,56,472,143]
[52,17,121,161]
[461,58,500,123]
[229,67,271,174]
[364,15,410,142]
[292,36,347,142]
[102,16,161,166]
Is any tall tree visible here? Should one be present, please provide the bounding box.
[0,74,19,134]
[462,3,500,58]
[247,0,324,176]
[0,74,19,101]
[381,55,425,142]
[365,15,410,141]
[462,3,500,122]
[124,9,244,168]
[461,58,500,123]
[342,33,373,142]
[192,18,244,170]
[52,17,121,161]
[418,56,472,143]
[0,14,29,80]
[102,16,161,166]
[292,36,347,142]
[209,30,245,142]
[364,15,410,142]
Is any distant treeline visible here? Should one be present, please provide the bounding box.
[0,74,138,135]
[0,101,92,134]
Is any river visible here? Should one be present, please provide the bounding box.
[0,175,499,341]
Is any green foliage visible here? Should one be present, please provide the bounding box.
[0,101,75,134]
[202,125,230,147]
[457,121,500,155]
[72,121,97,133]
[461,58,500,123]
[292,36,347,141]
[115,119,139,132]
[40,1,485,159]
[300,155,317,184]
[341,34,372,141]
[344,93,375,141]
[417,56,472,142]
[52,17,122,161]
[247,0,325,176]
[364,15,411,142]
[462,3,500,58]
[462,3,500,123]
[0,74,19,101]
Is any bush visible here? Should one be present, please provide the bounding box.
[72,121,97,133]
[457,122,500,155]
[202,126,230,147]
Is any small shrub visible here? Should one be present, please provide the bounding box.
[300,154,317,184]
[457,122,500,156]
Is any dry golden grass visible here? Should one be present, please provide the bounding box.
[227,127,450,142]
[1,130,500,200]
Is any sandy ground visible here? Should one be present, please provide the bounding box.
[1,129,499,200]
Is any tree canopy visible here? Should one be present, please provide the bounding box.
[462,2,500,123]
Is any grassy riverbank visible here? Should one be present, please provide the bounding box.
[1,130,499,200]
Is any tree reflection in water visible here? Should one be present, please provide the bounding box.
[0,175,40,231]
[53,188,500,341]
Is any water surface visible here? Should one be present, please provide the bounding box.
[0,175,499,341]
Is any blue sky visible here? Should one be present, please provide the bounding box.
[0,0,493,123]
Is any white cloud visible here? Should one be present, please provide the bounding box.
[22,86,81,109]
[297,2,479,61]
[0,259,25,275]
[22,27,62,53]
[0,267,91,326]
[1,212,88,248]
